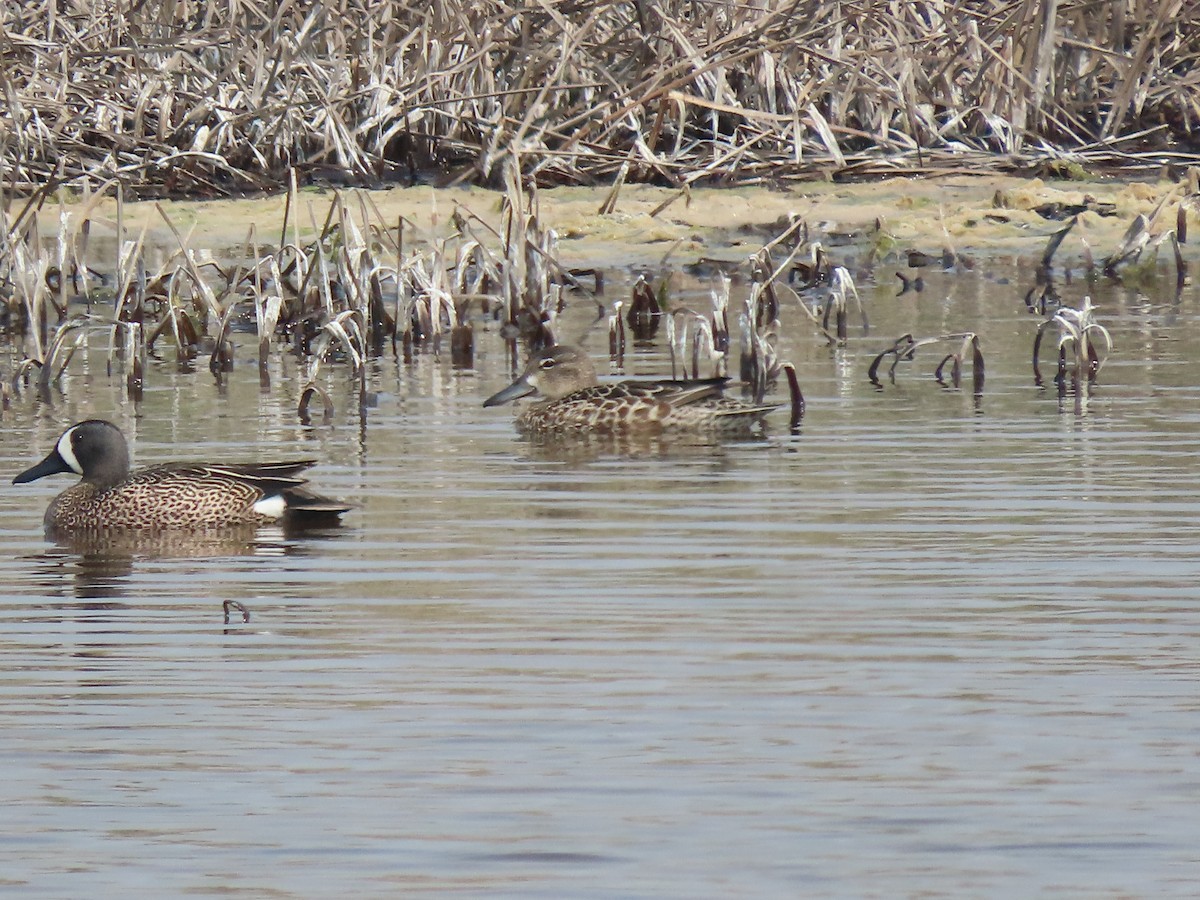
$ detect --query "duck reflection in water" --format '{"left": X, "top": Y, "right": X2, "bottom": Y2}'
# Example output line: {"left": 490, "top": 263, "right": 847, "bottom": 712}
{"left": 514, "top": 427, "right": 770, "bottom": 465}
{"left": 26, "top": 528, "right": 307, "bottom": 607}
{"left": 13, "top": 420, "right": 351, "bottom": 614}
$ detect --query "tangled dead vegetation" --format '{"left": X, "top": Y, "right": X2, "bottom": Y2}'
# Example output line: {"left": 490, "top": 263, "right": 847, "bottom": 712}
{"left": 1, "top": 1, "right": 1197, "bottom": 199}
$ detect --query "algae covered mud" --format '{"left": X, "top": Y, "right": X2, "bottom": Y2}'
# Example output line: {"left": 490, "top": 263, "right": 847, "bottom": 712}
{"left": 46, "top": 172, "right": 1198, "bottom": 269}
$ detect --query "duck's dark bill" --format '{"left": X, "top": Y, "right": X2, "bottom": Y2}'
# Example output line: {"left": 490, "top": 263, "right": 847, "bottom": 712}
{"left": 13, "top": 449, "right": 71, "bottom": 484}
{"left": 483, "top": 379, "right": 536, "bottom": 408}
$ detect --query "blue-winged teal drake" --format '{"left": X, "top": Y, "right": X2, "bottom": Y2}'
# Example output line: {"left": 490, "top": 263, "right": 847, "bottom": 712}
{"left": 483, "top": 344, "right": 776, "bottom": 434}
{"left": 13, "top": 419, "right": 350, "bottom": 532}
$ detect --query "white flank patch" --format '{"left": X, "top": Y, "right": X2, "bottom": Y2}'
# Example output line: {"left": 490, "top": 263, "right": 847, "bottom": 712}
{"left": 56, "top": 428, "right": 84, "bottom": 474}
{"left": 253, "top": 494, "right": 287, "bottom": 519}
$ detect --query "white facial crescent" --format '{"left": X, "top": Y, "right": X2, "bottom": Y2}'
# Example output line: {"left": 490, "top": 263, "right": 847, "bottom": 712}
{"left": 56, "top": 427, "right": 84, "bottom": 475}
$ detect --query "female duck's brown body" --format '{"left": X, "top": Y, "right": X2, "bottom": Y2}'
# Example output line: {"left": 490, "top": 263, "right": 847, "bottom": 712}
{"left": 13, "top": 420, "right": 349, "bottom": 532}
{"left": 484, "top": 344, "right": 775, "bottom": 434}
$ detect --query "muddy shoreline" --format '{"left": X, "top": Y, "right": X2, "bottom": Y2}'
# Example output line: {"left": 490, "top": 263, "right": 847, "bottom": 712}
{"left": 50, "top": 174, "right": 1188, "bottom": 273}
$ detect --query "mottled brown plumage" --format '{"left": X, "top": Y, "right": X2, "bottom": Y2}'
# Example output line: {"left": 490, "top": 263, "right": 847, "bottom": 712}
{"left": 13, "top": 420, "right": 350, "bottom": 533}
{"left": 483, "top": 344, "right": 775, "bottom": 434}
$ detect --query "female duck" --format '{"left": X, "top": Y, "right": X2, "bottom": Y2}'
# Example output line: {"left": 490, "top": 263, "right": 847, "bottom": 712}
{"left": 483, "top": 344, "right": 775, "bottom": 434}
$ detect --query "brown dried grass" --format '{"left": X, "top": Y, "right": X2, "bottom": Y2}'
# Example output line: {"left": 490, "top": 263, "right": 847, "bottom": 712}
{"left": 0, "top": 1, "right": 1196, "bottom": 198}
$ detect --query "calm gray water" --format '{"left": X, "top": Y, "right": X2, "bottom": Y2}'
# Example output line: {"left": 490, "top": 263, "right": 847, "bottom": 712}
{"left": 2, "top": 260, "right": 1199, "bottom": 897}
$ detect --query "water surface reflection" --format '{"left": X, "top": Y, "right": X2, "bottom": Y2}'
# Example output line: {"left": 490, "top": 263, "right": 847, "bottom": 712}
{"left": 0, "top": 264, "right": 1198, "bottom": 895}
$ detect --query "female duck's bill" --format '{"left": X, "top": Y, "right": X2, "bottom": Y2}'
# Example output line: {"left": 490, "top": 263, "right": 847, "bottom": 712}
{"left": 482, "top": 344, "right": 776, "bottom": 434}
{"left": 481, "top": 374, "right": 538, "bottom": 408}
{"left": 13, "top": 419, "right": 351, "bottom": 532}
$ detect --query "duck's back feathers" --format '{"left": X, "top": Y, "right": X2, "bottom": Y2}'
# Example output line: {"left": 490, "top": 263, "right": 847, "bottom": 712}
{"left": 518, "top": 381, "right": 776, "bottom": 433}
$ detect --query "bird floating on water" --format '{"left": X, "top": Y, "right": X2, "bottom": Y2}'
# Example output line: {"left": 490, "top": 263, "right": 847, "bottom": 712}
{"left": 483, "top": 344, "right": 776, "bottom": 434}
{"left": 13, "top": 419, "right": 350, "bottom": 532}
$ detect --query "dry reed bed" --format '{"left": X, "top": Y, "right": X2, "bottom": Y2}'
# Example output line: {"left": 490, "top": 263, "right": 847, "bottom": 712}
{"left": 0, "top": 1, "right": 1196, "bottom": 199}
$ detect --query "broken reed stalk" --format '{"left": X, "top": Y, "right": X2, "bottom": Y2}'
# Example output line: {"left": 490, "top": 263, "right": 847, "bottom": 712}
{"left": 819, "top": 267, "right": 867, "bottom": 342}
{"left": 870, "top": 332, "right": 984, "bottom": 393}
{"left": 38, "top": 315, "right": 90, "bottom": 392}
{"left": 933, "top": 334, "right": 986, "bottom": 395}
{"left": 738, "top": 284, "right": 782, "bottom": 403}
{"left": 626, "top": 275, "right": 662, "bottom": 343}
{"left": 782, "top": 363, "right": 805, "bottom": 429}
{"left": 298, "top": 384, "right": 336, "bottom": 426}
{"left": 608, "top": 299, "right": 626, "bottom": 363}
{"left": 1032, "top": 296, "right": 1111, "bottom": 387}
{"left": 255, "top": 257, "right": 286, "bottom": 386}
{"left": 1041, "top": 217, "right": 1077, "bottom": 269}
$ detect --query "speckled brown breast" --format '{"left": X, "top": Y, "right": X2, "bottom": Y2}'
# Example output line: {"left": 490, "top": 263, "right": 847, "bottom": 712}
{"left": 44, "top": 465, "right": 274, "bottom": 531}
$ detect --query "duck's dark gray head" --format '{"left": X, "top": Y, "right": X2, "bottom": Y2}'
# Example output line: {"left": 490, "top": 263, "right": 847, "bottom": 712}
{"left": 13, "top": 420, "right": 131, "bottom": 489}
{"left": 483, "top": 344, "right": 599, "bottom": 406}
